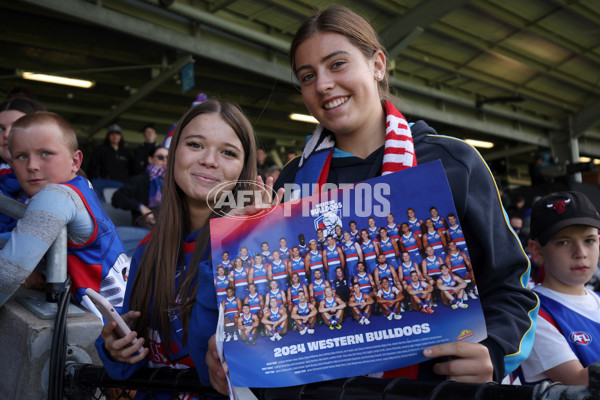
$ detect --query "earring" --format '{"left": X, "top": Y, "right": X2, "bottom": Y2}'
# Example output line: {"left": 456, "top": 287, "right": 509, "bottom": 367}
{"left": 376, "top": 74, "right": 383, "bottom": 80}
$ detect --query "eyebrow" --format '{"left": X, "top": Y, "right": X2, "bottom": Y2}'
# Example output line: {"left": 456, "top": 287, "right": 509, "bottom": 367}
{"left": 295, "top": 50, "right": 350, "bottom": 74}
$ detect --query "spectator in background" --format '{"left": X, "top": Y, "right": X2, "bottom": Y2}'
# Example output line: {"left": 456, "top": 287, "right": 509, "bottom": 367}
{"left": 111, "top": 146, "right": 168, "bottom": 227}
{"left": 132, "top": 124, "right": 158, "bottom": 175}
{"left": 0, "top": 94, "right": 46, "bottom": 235}
{"left": 87, "top": 124, "right": 132, "bottom": 201}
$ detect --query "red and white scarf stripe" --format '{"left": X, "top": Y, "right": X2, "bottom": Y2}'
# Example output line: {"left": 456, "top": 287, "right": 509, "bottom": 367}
{"left": 298, "top": 100, "right": 416, "bottom": 174}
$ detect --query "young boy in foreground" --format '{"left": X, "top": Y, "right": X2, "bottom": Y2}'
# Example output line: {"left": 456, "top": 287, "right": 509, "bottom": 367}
{"left": 0, "top": 112, "right": 127, "bottom": 317}
{"left": 520, "top": 191, "right": 600, "bottom": 385}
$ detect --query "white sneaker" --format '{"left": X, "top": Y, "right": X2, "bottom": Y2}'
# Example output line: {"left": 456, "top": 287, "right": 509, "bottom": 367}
{"left": 225, "top": 333, "right": 232, "bottom": 342}
{"left": 458, "top": 302, "right": 469, "bottom": 309}
{"left": 363, "top": 318, "right": 371, "bottom": 325}
{"left": 300, "top": 327, "right": 307, "bottom": 335}
{"left": 451, "top": 304, "right": 458, "bottom": 310}
{"left": 468, "top": 291, "right": 478, "bottom": 300}
{"left": 463, "top": 292, "right": 468, "bottom": 301}
{"left": 233, "top": 333, "right": 238, "bottom": 341}
{"left": 307, "top": 328, "right": 315, "bottom": 334}
{"left": 387, "top": 313, "right": 394, "bottom": 321}
{"left": 394, "top": 313, "right": 403, "bottom": 320}
{"left": 358, "top": 317, "right": 364, "bottom": 325}
{"left": 276, "top": 333, "right": 282, "bottom": 341}
{"left": 270, "top": 334, "right": 277, "bottom": 342}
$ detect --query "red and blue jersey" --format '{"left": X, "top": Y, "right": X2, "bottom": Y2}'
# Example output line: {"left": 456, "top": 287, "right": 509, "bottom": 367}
{"left": 448, "top": 252, "right": 468, "bottom": 278}
{"left": 424, "top": 229, "right": 446, "bottom": 259}
{"left": 245, "top": 293, "right": 262, "bottom": 315}
{"left": 307, "top": 250, "right": 324, "bottom": 280}
{"left": 386, "top": 223, "right": 400, "bottom": 242}
{"left": 215, "top": 275, "right": 229, "bottom": 303}
{"left": 407, "top": 218, "right": 424, "bottom": 237}
{"left": 379, "top": 238, "right": 399, "bottom": 268}
{"left": 355, "top": 273, "right": 373, "bottom": 295}
{"left": 270, "top": 260, "right": 288, "bottom": 291}
{"left": 401, "top": 232, "right": 423, "bottom": 264}
{"left": 64, "top": 176, "right": 127, "bottom": 312}
{"left": 325, "top": 245, "right": 342, "bottom": 281}
{"left": 423, "top": 256, "right": 444, "bottom": 278}
{"left": 289, "top": 257, "right": 308, "bottom": 286}
{"left": 311, "top": 279, "right": 327, "bottom": 302}
{"left": 360, "top": 239, "right": 378, "bottom": 274}
{"left": 251, "top": 264, "right": 268, "bottom": 295}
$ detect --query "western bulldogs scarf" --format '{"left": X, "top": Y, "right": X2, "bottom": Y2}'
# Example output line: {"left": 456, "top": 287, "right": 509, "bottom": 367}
{"left": 292, "top": 100, "right": 416, "bottom": 198}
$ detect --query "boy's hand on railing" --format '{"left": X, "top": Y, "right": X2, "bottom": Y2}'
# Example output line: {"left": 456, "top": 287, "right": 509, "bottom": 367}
{"left": 101, "top": 310, "right": 149, "bottom": 364}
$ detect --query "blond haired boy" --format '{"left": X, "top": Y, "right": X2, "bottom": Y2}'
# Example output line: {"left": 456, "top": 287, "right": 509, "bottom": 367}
{"left": 0, "top": 112, "right": 127, "bottom": 317}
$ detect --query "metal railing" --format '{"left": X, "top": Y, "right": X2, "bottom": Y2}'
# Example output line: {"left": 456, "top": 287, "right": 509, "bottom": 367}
{"left": 64, "top": 362, "right": 600, "bottom": 400}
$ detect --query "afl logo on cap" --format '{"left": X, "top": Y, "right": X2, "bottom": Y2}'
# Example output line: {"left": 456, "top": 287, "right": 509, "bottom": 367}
{"left": 570, "top": 331, "right": 592, "bottom": 345}
{"left": 547, "top": 198, "right": 571, "bottom": 214}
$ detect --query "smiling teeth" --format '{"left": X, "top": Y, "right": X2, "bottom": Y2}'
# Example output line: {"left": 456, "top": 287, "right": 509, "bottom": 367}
{"left": 324, "top": 97, "right": 348, "bottom": 110}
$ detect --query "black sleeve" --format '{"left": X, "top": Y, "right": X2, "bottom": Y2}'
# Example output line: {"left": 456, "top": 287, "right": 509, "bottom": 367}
{"left": 111, "top": 174, "right": 149, "bottom": 212}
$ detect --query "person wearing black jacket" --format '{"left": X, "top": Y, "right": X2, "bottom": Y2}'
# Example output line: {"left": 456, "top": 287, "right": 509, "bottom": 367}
{"left": 111, "top": 146, "right": 167, "bottom": 226}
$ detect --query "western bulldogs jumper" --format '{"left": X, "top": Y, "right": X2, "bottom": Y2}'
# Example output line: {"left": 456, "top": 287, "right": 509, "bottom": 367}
{"left": 431, "top": 216, "right": 447, "bottom": 234}
{"left": 307, "top": 250, "right": 324, "bottom": 281}
{"left": 342, "top": 241, "right": 360, "bottom": 280}
{"left": 400, "top": 261, "right": 418, "bottom": 283}
{"left": 217, "top": 258, "right": 232, "bottom": 274}
{"left": 279, "top": 247, "right": 291, "bottom": 262}
{"left": 376, "top": 264, "right": 395, "bottom": 287}
{"left": 261, "top": 251, "right": 273, "bottom": 265}
{"left": 379, "top": 237, "right": 400, "bottom": 268}
{"left": 367, "top": 227, "right": 380, "bottom": 243}
{"left": 311, "top": 279, "right": 327, "bottom": 303}
{"left": 447, "top": 224, "right": 469, "bottom": 255}
{"left": 290, "top": 256, "right": 308, "bottom": 286}
{"left": 246, "top": 292, "right": 262, "bottom": 315}
{"left": 268, "top": 288, "right": 284, "bottom": 308}
{"left": 251, "top": 263, "right": 268, "bottom": 295}
{"left": 424, "top": 229, "right": 446, "bottom": 259}
{"left": 356, "top": 272, "right": 373, "bottom": 295}
{"left": 325, "top": 245, "right": 343, "bottom": 281}
{"left": 360, "top": 239, "right": 378, "bottom": 274}
{"left": 401, "top": 232, "right": 423, "bottom": 264}
{"left": 289, "top": 283, "right": 304, "bottom": 306}
{"left": 224, "top": 296, "right": 239, "bottom": 320}
{"left": 408, "top": 219, "right": 424, "bottom": 237}
{"left": 231, "top": 267, "right": 249, "bottom": 300}
{"left": 447, "top": 251, "right": 468, "bottom": 278}
{"left": 61, "top": 176, "right": 128, "bottom": 312}
{"left": 423, "top": 255, "right": 444, "bottom": 280}
{"left": 386, "top": 223, "right": 400, "bottom": 242}
{"left": 270, "top": 259, "right": 288, "bottom": 291}
{"left": 215, "top": 275, "right": 229, "bottom": 304}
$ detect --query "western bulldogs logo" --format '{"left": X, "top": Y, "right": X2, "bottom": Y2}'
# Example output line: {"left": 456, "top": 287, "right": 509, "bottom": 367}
{"left": 314, "top": 210, "right": 343, "bottom": 237}
{"left": 547, "top": 198, "right": 571, "bottom": 214}
{"left": 569, "top": 331, "right": 592, "bottom": 345}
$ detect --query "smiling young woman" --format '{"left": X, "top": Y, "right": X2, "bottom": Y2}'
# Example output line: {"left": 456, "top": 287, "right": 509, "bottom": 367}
{"left": 96, "top": 100, "right": 264, "bottom": 398}
{"left": 272, "top": 5, "right": 537, "bottom": 386}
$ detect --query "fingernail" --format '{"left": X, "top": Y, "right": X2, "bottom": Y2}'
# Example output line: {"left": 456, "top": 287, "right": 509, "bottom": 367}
{"left": 424, "top": 348, "right": 432, "bottom": 356}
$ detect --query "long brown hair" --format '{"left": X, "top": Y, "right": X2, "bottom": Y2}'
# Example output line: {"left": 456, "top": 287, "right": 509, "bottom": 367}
{"left": 289, "top": 6, "right": 390, "bottom": 99}
{"left": 129, "top": 99, "right": 257, "bottom": 349}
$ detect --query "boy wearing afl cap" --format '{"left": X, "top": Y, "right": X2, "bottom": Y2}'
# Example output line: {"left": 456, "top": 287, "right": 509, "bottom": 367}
{"left": 520, "top": 191, "right": 600, "bottom": 385}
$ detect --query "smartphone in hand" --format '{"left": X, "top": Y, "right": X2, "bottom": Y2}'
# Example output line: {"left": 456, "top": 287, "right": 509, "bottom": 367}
{"left": 86, "top": 288, "right": 137, "bottom": 343}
